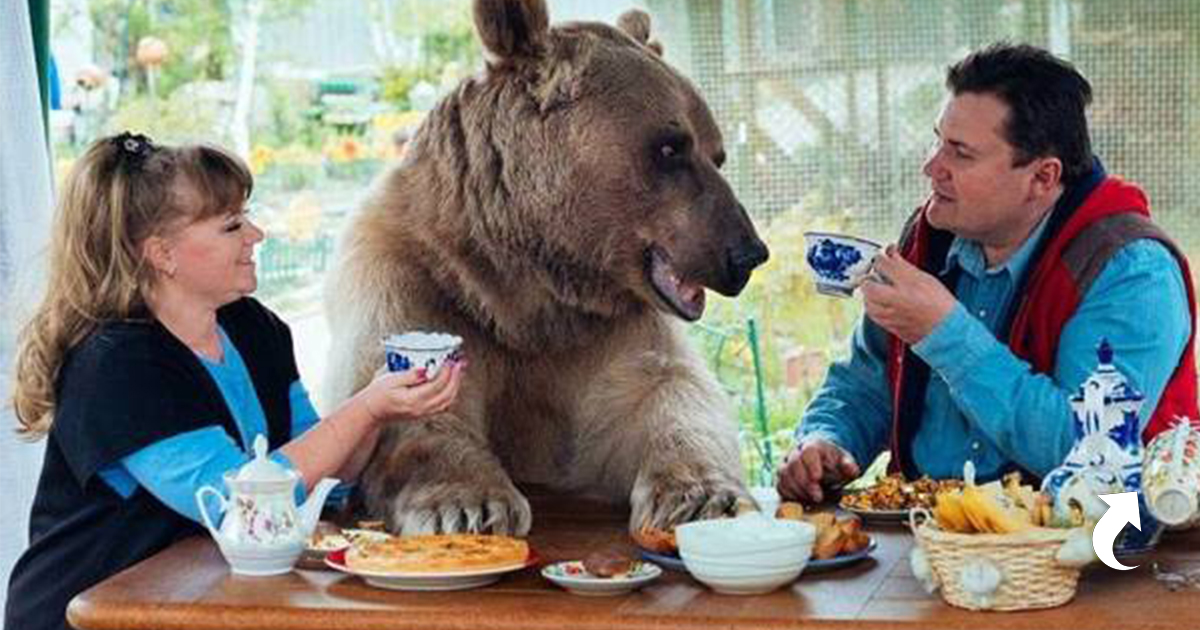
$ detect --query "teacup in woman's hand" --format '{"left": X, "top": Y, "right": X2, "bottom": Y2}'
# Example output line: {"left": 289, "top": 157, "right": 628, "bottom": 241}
{"left": 803, "top": 232, "right": 881, "bottom": 297}
{"left": 382, "top": 331, "right": 464, "bottom": 378}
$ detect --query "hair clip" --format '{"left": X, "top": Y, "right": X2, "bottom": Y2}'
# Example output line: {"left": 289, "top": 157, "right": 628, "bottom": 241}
{"left": 111, "top": 131, "right": 155, "bottom": 166}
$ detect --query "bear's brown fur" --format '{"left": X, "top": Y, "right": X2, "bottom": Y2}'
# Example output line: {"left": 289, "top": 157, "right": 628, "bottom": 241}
{"left": 324, "top": 0, "right": 769, "bottom": 536}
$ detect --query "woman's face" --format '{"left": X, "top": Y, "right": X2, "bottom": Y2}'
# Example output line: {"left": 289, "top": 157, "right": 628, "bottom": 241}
{"left": 162, "top": 202, "right": 265, "bottom": 308}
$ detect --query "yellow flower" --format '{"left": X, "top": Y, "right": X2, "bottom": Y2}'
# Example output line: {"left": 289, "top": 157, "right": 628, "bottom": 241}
{"left": 249, "top": 145, "right": 275, "bottom": 174}
{"left": 325, "top": 136, "right": 366, "bottom": 163}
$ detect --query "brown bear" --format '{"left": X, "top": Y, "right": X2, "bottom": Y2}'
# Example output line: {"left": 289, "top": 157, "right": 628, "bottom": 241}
{"left": 323, "top": 0, "right": 769, "bottom": 536}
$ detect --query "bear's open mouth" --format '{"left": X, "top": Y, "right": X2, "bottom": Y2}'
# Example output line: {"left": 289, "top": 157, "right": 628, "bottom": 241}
{"left": 647, "top": 246, "right": 706, "bottom": 321}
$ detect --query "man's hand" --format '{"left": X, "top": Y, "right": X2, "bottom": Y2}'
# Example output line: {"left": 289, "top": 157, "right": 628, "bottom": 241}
{"left": 776, "top": 438, "right": 860, "bottom": 504}
{"left": 860, "top": 246, "right": 957, "bottom": 345}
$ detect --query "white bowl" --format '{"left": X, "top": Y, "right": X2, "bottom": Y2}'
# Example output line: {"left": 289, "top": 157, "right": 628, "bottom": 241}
{"left": 682, "top": 561, "right": 807, "bottom": 595}
{"left": 680, "top": 546, "right": 812, "bottom": 571}
{"left": 676, "top": 515, "right": 814, "bottom": 595}
{"left": 676, "top": 514, "right": 816, "bottom": 556}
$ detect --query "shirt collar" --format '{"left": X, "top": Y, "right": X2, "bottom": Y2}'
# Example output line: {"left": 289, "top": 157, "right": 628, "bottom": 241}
{"left": 941, "top": 209, "right": 1054, "bottom": 280}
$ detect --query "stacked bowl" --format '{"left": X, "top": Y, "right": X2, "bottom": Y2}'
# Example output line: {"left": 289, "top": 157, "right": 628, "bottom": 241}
{"left": 676, "top": 514, "right": 816, "bottom": 595}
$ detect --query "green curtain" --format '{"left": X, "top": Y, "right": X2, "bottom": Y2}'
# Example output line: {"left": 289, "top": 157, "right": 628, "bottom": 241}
{"left": 29, "top": 0, "right": 49, "bottom": 132}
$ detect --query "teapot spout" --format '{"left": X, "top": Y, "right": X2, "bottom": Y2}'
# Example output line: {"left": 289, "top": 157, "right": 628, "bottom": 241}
{"left": 299, "top": 477, "right": 342, "bottom": 536}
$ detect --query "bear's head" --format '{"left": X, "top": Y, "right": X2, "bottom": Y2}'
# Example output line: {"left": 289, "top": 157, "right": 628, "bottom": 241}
{"left": 411, "top": 0, "right": 768, "bottom": 330}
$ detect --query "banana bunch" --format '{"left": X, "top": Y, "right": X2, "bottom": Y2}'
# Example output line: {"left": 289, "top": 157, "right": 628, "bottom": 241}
{"left": 932, "top": 466, "right": 1055, "bottom": 534}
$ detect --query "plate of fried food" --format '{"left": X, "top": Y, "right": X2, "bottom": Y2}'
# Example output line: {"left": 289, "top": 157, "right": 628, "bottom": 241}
{"left": 774, "top": 502, "right": 876, "bottom": 571}
{"left": 838, "top": 474, "right": 964, "bottom": 524}
{"left": 632, "top": 526, "right": 688, "bottom": 571}
{"left": 542, "top": 548, "right": 662, "bottom": 596}
{"left": 325, "top": 532, "right": 534, "bottom": 590}
{"left": 632, "top": 507, "right": 876, "bottom": 574}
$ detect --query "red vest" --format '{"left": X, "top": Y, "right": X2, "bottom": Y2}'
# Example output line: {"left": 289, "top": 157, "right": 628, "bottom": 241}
{"left": 887, "top": 177, "right": 1199, "bottom": 476}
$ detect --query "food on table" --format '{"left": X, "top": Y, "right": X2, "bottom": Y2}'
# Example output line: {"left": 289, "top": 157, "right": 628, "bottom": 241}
{"left": 632, "top": 525, "right": 678, "bottom": 554}
{"left": 776, "top": 501, "right": 805, "bottom": 520}
{"left": 775, "top": 504, "right": 871, "bottom": 560}
{"left": 932, "top": 471, "right": 1062, "bottom": 533}
{"left": 582, "top": 549, "right": 636, "bottom": 577}
{"left": 308, "top": 522, "right": 351, "bottom": 551}
{"left": 346, "top": 533, "right": 529, "bottom": 573}
{"left": 308, "top": 531, "right": 351, "bottom": 551}
{"left": 839, "top": 474, "right": 965, "bottom": 512}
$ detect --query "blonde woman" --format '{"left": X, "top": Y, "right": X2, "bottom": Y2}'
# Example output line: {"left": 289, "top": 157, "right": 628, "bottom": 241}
{"left": 5, "top": 133, "right": 466, "bottom": 630}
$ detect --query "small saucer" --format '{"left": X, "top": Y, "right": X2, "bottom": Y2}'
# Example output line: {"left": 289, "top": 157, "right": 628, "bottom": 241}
{"left": 541, "top": 560, "right": 662, "bottom": 596}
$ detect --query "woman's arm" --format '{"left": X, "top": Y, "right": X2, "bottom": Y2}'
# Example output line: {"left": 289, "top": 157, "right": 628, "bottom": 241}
{"left": 282, "top": 362, "right": 464, "bottom": 491}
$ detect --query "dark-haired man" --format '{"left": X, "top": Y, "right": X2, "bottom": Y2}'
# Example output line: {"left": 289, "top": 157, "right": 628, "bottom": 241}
{"left": 778, "top": 43, "right": 1197, "bottom": 502}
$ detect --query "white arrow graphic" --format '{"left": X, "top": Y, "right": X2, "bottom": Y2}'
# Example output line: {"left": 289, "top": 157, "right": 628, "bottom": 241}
{"left": 1093, "top": 492, "right": 1141, "bottom": 571}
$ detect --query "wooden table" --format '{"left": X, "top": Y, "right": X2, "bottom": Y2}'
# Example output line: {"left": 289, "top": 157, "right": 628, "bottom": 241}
{"left": 69, "top": 493, "right": 1200, "bottom": 630}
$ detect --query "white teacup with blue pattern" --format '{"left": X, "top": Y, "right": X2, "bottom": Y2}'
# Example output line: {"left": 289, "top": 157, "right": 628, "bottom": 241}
{"left": 803, "top": 232, "right": 881, "bottom": 297}
{"left": 382, "top": 331, "right": 463, "bottom": 377}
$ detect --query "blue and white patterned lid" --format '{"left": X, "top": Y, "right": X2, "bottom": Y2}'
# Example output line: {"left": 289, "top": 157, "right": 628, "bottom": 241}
{"left": 1070, "top": 338, "right": 1144, "bottom": 405}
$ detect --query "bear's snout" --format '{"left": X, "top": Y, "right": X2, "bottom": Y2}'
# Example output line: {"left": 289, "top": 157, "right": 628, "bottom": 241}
{"left": 723, "top": 237, "right": 770, "bottom": 295}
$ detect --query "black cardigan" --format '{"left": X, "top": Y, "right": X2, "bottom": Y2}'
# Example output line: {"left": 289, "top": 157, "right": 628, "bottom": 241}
{"left": 5, "top": 298, "right": 299, "bottom": 630}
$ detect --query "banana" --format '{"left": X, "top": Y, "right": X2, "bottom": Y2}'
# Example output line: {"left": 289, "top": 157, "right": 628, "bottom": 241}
{"left": 934, "top": 490, "right": 972, "bottom": 533}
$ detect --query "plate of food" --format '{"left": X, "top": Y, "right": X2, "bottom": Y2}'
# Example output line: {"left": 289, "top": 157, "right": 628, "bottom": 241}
{"left": 633, "top": 514, "right": 875, "bottom": 574}
{"left": 325, "top": 533, "right": 534, "bottom": 590}
{"left": 838, "top": 474, "right": 964, "bottom": 524}
{"left": 542, "top": 550, "right": 662, "bottom": 596}
{"left": 806, "top": 536, "right": 877, "bottom": 571}
{"left": 773, "top": 504, "right": 877, "bottom": 572}
{"left": 298, "top": 522, "right": 393, "bottom": 570}
{"left": 632, "top": 525, "right": 690, "bottom": 572}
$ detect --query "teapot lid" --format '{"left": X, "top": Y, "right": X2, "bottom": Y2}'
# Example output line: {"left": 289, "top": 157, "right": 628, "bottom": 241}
{"left": 1071, "top": 338, "right": 1143, "bottom": 403}
{"left": 233, "top": 434, "right": 294, "bottom": 483}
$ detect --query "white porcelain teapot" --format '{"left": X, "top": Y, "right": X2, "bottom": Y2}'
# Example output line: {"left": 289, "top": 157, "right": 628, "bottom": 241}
{"left": 195, "top": 434, "right": 340, "bottom": 575}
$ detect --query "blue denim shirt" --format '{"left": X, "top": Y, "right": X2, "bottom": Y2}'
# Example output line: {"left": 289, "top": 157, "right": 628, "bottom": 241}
{"left": 797, "top": 216, "right": 1192, "bottom": 481}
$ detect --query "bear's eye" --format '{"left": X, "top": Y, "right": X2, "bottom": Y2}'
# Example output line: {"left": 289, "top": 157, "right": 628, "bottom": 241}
{"left": 652, "top": 133, "right": 691, "bottom": 170}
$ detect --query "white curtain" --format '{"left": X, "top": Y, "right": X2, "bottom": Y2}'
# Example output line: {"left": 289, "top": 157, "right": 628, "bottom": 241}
{"left": 0, "top": 0, "right": 53, "bottom": 618}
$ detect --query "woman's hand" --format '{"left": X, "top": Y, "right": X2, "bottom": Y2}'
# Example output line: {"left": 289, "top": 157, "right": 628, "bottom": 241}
{"left": 360, "top": 360, "right": 466, "bottom": 423}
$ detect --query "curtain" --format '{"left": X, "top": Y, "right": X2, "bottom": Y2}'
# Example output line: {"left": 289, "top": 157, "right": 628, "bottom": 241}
{"left": 1, "top": 0, "right": 53, "bottom": 616}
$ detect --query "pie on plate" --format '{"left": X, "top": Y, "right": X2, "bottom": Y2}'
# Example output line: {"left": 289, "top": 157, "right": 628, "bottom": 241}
{"left": 346, "top": 534, "right": 530, "bottom": 574}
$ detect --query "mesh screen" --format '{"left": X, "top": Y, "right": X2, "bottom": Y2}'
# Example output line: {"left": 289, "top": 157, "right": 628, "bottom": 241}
{"left": 645, "top": 0, "right": 1200, "bottom": 246}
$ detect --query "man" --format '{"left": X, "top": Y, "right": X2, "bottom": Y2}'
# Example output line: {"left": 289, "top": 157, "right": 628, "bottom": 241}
{"left": 777, "top": 43, "right": 1198, "bottom": 503}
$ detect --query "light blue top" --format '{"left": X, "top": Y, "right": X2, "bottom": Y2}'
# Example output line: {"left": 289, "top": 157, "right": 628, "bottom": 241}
{"left": 96, "top": 326, "right": 349, "bottom": 523}
{"left": 797, "top": 215, "right": 1192, "bottom": 481}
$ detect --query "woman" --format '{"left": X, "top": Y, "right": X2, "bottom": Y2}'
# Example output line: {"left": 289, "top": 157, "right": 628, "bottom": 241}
{"left": 5, "top": 132, "right": 466, "bottom": 630}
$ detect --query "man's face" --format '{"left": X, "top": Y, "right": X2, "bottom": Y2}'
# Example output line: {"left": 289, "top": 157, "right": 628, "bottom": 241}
{"left": 922, "top": 92, "right": 1046, "bottom": 247}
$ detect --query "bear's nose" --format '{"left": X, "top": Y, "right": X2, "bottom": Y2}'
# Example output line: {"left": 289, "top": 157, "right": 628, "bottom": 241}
{"left": 729, "top": 239, "right": 770, "bottom": 276}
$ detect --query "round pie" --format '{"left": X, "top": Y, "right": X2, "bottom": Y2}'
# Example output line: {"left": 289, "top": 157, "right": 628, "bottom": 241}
{"left": 346, "top": 534, "right": 530, "bottom": 573}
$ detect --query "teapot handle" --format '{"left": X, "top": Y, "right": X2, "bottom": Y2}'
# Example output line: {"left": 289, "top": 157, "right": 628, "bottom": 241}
{"left": 195, "top": 486, "right": 228, "bottom": 537}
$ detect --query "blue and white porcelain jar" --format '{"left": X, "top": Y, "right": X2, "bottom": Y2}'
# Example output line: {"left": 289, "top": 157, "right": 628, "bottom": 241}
{"left": 1041, "top": 339, "right": 1162, "bottom": 555}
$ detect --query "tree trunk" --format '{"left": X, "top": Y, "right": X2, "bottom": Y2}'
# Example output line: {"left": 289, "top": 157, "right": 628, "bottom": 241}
{"left": 230, "top": 0, "right": 262, "bottom": 158}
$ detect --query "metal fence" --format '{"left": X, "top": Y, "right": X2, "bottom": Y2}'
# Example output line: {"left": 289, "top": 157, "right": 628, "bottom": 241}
{"left": 645, "top": 0, "right": 1200, "bottom": 246}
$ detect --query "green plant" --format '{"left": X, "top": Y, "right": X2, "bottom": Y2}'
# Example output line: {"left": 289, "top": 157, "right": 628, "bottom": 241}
{"left": 104, "top": 92, "right": 225, "bottom": 143}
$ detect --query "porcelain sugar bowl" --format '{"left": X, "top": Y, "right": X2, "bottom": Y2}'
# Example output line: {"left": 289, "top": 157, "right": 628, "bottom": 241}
{"left": 195, "top": 434, "right": 340, "bottom": 575}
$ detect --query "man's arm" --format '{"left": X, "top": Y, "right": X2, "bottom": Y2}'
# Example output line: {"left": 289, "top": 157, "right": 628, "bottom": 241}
{"left": 912, "top": 240, "right": 1191, "bottom": 476}
{"left": 796, "top": 313, "right": 894, "bottom": 471}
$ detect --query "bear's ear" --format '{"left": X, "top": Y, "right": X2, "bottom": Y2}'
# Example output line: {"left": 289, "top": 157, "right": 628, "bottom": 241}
{"left": 474, "top": 0, "right": 550, "bottom": 64}
{"left": 617, "top": 9, "right": 664, "bottom": 57}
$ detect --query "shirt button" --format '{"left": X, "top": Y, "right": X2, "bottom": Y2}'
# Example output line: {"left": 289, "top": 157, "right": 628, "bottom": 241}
{"left": 971, "top": 441, "right": 982, "bottom": 451}
{"left": 978, "top": 309, "right": 987, "bottom": 318}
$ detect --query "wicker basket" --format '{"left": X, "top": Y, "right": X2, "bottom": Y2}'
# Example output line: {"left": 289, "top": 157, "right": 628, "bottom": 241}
{"left": 909, "top": 509, "right": 1084, "bottom": 611}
